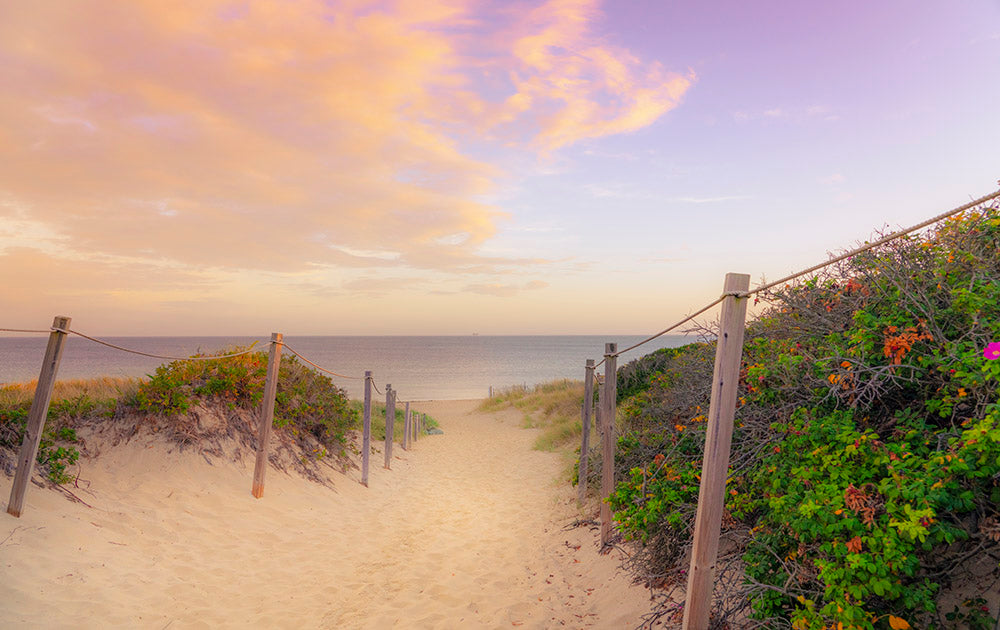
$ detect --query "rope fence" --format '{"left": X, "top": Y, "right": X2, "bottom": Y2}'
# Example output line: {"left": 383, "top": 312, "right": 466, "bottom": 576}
{"left": 279, "top": 342, "right": 364, "bottom": 380}
{"left": 594, "top": 296, "right": 726, "bottom": 369}
{"left": 64, "top": 328, "right": 262, "bottom": 361}
{"left": 593, "top": 187, "right": 1000, "bottom": 365}
{"left": 0, "top": 328, "right": 53, "bottom": 334}
{"left": 5, "top": 184, "right": 998, "bottom": 614}
{"left": 742, "top": 187, "right": 1000, "bottom": 298}
{"left": 4, "top": 320, "right": 432, "bottom": 518}
{"left": 572, "top": 185, "right": 1000, "bottom": 627}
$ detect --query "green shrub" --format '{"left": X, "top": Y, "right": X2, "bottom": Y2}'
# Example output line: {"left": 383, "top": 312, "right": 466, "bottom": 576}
{"left": 0, "top": 397, "right": 83, "bottom": 484}
{"left": 609, "top": 205, "right": 1000, "bottom": 628}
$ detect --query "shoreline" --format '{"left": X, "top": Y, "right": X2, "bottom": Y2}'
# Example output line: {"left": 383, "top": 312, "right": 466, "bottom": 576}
{"left": 0, "top": 334, "right": 690, "bottom": 400}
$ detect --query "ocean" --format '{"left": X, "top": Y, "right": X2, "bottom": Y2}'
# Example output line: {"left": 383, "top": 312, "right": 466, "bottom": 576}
{"left": 0, "top": 334, "right": 693, "bottom": 401}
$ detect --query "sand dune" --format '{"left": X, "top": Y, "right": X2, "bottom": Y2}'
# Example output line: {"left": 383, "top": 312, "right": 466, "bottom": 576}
{"left": 1, "top": 399, "right": 649, "bottom": 629}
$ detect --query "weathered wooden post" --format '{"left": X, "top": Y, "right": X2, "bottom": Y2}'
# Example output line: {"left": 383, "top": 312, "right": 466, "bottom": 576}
{"left": 594, "top": 374, "right": 602, "bottom": 437}
{"left": 252, "top": 332, "right": 283, "bottom": 499}
{"left": 7, "top": 316, "right": 71, "bottom": 518}
{"left": 682, "top": 273, "right": 750, "bottom": 630}
{"left": 599, "top": 344, "right": 618, "bottom": 549}
{"left": 402, "top": 401, "right": 411, "bottom": 451}
{"left": 411, "top": 405, "right": 417, "bottom": 442}
{"left": 384, "top": 385, "right": 393, "bottom": 469}
{"left": 361, "top": 370, "right": 372, "bottom": 487}
{"left": 577, "top": 359, "right": 595, "bottom": 506}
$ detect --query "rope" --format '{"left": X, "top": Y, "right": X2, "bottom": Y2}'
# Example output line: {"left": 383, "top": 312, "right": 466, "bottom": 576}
{"left": 371, "top": 381, "right": 384, "bottom": 396}
{"left": 0, "top": 327, "right": 52, "bottom": 334}
{"left": 594, "top": 296, "right": 726, "bottom": 367}
{"left": 744, "top": 188, "right": 1000, "bottom": 297}
{"left": 279, "top": 343, "right": 363, "bottom": 380}
{"left": 593, "top": 186, "right": 1000, "bottom": 367}
{"left": 11, "top": 325, "right": 403, "bottom": 399}
{"left": 63, "top": 328, "right": 260, "bottom": 361}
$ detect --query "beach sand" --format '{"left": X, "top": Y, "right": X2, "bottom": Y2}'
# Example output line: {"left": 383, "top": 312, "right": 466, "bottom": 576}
{"left": 1, "top": 399, "right": 650, "bottom": 629}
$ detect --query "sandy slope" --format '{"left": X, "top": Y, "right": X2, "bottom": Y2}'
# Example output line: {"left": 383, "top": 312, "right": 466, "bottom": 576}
{"left": 1, "top": 399, "right": 649, "bottom": 629}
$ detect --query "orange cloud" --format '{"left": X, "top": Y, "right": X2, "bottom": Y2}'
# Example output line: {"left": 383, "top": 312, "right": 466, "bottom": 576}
{"left": 481, "top": 0, "right": 694, "bottom": 150}
{"left": 463, "top": 279, "right": 549, "bottom": 297}
{"left": 0, "top": 0, "right": 690, "bottom": 284}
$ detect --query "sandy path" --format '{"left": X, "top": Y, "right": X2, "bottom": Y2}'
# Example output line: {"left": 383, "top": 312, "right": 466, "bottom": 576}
{"left": 1, "top": 400, "right": 649, "bottom": 629}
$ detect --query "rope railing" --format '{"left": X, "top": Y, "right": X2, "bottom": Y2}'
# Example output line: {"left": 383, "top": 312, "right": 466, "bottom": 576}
{"left": 4, "top": 325, "right": 383, "bottom": 385}
{"left": 742, "top": 187, "right": 1000, "bottom": 298}
{"left": 0, "top": 327, "right": 53, "bottom": 334}
{"left": 603, "top": 187, "right": 1000, "bottom": 362}
{"left": 279, "top": 342, "right": 364, "bottom": 380}
{"left": 580, "top": 185, "right": 1000, "bottom": 615}
{"left": 58, "top": 328, "right": 262, "bottom": 361}
{"left": 5, "top": 320, "right": 428, "bottom": 515}
{"left": 14, "top": 326, "right": 257, "bottom": 361}
{"left": 594, "top": 296, "right": 726, "bottom": 368}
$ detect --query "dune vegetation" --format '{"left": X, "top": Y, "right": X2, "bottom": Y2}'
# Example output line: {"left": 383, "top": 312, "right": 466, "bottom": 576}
{"left": 599, "top": 208, "right": 1000, "bottom": 628}
{"left": 478, "top": 379, "right": 584, "bottom": 453}
{"left": 1, "top": 350, "right": 436, "bottom": 485}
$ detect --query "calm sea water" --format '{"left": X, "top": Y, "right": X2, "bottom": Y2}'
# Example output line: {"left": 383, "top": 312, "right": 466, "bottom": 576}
{"left": 0, "top": 335, "right": 692, "bottom": 401}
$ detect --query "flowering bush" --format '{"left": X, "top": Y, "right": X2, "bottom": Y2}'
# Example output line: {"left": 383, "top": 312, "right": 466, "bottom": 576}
{"left": 607, "top": 204, "right": 1000, "bottom": 628}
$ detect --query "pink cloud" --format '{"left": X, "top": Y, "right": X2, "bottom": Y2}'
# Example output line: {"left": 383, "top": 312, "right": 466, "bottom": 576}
{"left": 0, "top": 0, "right": 690, "bottom": 279}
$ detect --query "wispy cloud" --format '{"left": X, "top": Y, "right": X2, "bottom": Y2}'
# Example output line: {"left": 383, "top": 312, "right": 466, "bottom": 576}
{"left": 582, "top": 183, "right": 748, "bottom": 204}
{"left": 734, "top": 104, "right": 838, "bottom": 124}
{"left": 341, "top": 276, "right": 415, "bottom": 296}
{"left": 463, "top": 279, "right": 549, "bottom": 297}
{"left": 669, "top": 195, "right": 750, "bottom": 204}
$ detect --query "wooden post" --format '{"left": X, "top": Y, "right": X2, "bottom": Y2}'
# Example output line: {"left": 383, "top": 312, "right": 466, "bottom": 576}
{"left": 402, "top": 401, "right": 411, "bottom": 451}
{"left": 682, "top": 273, "right": 750, "bottom": 630}
{"left": 252, "top": 333, "right": 283, "bottom": 499}
{"left": 577, "top": 359, "right": 595, "bottom": 506}
{"left": 7, "top": 316, "right": 71, "bottom": 518}
{"left": 594, "top": 374, "right": 602, "bottom": 439}
{"left": 361, "top": 371, "right": 372, "bottom": 487}
{"left": 411, "top": 405, "right": 417, "bottom": 443}
{"left": 384, "top": 385, "right": 393, "bottom": 469}
{"left": 599, "top": 344, "right": 618, "bottom": 549}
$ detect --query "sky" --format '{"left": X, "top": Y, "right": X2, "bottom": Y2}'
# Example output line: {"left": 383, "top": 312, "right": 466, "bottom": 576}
{"left": 1, "top": 0, "right": 998, "bottom": 336}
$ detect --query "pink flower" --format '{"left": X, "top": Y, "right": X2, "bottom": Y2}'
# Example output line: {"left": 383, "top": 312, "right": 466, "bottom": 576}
{"left": 984, "top": 342, "right": 1000, "bottom": 360}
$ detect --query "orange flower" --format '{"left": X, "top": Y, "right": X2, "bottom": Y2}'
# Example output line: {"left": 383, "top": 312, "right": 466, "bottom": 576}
{"left": 888, "top": 615, "right": 911, "bottom": 629}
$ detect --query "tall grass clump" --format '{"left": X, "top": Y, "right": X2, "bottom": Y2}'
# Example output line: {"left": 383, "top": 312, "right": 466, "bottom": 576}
{"left": 606, "top": 203, "right": 1000, "bottom": 629}
{"left": 480, "top": 380, "right": 584, "bottom": 452}
{"left": 1, "top": 348, "right": 361, "bottom": 481}
{"left": 133, "top": 348, "right": 358, "bottom": 456}
{"left": 0, "top": 377, "right": 139, "bottom": 482}
{"left": 348, "top": 400, "right": 438, "bottom": 442}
